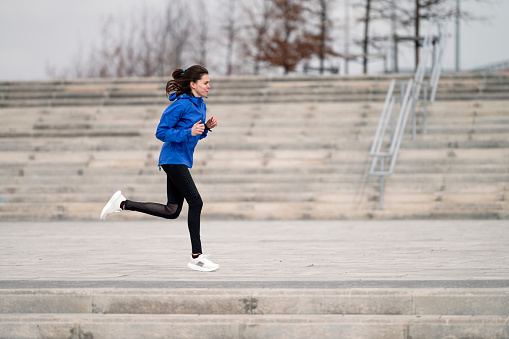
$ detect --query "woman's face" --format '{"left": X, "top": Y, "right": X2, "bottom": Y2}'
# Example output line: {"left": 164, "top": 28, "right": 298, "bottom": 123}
{"left": 191, "top": 74, "right": 210, "bottom": 97}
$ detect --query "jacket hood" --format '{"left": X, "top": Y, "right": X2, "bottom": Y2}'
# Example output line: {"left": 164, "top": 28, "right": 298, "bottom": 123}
{"left": 168, "top": 92, "right": 204, "bottom": 105}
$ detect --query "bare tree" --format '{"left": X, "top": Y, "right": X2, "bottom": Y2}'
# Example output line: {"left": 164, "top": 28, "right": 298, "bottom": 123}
{"left": 138, "top": 6, "right": 160, "bottom": 76}
{"left": 241, "top": 0, "right": 274, "bottom": 74}
{"left": 223, "top": 0, "right": 238, "bottom": 75}
{"left": 385, "top": 0, "right": 492, "bottom": 70}
{"left": 94, "top": 17, "right": 132, "bottom": 77}
{"left": 52, "top": 1, "right": 198, "bottom": 79}
{"left": 156, "top": 1, "right": 192, "bottom": 76}
{"left": 395, "top": 0, "right": 458, "bottom": 69}
{"left": 194, "top": 0, "right": 209, "bottom": 66}
{"left": 308, "top": 0, "right": 339, "bottom": 73}
{"left": 258, "top": 0, "right": 315, "bottom": 74}
{"left": 361, "top": 0, "right": 372, "bottom": 74}
{"left": 352, "top": 0, "right": 390, "bottom": 74}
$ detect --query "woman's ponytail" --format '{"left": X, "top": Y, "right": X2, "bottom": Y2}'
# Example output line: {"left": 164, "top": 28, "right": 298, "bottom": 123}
{"left": 166, "top": 65, "right": 208, "bottom": 97}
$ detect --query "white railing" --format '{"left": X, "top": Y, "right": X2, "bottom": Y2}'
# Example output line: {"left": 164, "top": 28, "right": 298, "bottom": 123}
{"left": 369, "top": 19, "right": 448, "bottom": 209}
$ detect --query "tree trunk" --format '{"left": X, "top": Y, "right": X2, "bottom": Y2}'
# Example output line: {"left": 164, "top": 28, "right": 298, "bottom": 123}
{"left": 362, "top": 0, "right": 371, "bottom": 74}
{"left": 226, "top": 0, "right": 236, "bottom": 75}
{"left": 319, "top": 0, "right": 326, "bottom": 74}
{"left": 415, "top": 0, "right": 420, "bottom": 70}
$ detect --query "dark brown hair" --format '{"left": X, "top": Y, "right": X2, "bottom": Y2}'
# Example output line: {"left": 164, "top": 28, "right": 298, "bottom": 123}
{"left": 166, "top": 65, "right": 209, "bottom": 97}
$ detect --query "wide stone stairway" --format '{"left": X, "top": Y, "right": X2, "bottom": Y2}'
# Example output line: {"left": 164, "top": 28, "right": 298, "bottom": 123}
{"left": 1, "top": 286, "right": 508, "bottom": 338}
{"left": 1, "top": 72, "right": 509, "bottom": 338}
{"left": 1, "top": 73, "right": 508, "bottom": 221}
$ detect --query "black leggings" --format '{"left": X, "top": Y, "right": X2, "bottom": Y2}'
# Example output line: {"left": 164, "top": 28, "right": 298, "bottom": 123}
{"left": 124, "top": 164, "right": 203, "bottom": 254}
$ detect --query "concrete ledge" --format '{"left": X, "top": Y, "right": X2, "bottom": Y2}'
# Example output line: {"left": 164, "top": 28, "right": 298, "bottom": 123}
{"left": 1, "top": 288, "right": 508, "bottom": 316}
{"left": 0, "top": 314, "right": 507, "bottom": 339}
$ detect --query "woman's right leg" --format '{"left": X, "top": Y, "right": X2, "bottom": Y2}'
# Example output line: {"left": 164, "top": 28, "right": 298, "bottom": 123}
{"left": 123, "top": 169, "right": 184, "bottom": 219}
{"left": 161, "top": 164, "right": 203, "bottom": 255}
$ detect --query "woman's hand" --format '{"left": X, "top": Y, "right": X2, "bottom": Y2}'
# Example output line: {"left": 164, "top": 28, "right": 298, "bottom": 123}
{"left": 191, "top": 120, "right": 205, "bottom": 136}
{"left": 206, "top": 116, "right": 218, "bottom": 130}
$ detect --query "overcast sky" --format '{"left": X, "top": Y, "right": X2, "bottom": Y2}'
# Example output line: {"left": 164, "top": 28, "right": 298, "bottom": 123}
{"left": 0, "top": 0, "right": 508, "bottom": 81}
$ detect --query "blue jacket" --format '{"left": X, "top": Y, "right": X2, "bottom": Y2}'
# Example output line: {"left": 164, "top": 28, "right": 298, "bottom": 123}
{"left": 156, "top": 93, "right": 208, "bottom": 168}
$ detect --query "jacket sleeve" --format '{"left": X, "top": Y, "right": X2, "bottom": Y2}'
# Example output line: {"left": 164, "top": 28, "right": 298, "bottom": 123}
{"left": 155, "top": 103, "right": 192, "bottom": 143}
{"left": 198, "top": 105, "right": 208, "bottom": 140}
{"left": 199, "top": 129, "right": 208, "bottom": 140}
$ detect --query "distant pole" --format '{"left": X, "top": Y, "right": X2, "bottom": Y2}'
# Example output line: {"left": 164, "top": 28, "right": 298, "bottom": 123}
{"left": 344, "top": 0, "right": 350, "bottom": 74}
{"left": 455, "top": 0, "right": 460, "bottom": 72}
{"left": 414, "top": 0, "right": 420, "bottom": 70}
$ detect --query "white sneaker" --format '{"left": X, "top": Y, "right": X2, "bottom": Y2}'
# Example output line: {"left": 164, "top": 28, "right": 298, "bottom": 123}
{"left": 100, "top": 190, "right": 126, "bottom": 220}
{"left": 187, "top": 254, "right": 220, "bottom": 272}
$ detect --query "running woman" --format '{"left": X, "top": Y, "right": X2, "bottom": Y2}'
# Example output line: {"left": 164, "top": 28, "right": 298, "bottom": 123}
{"left": 100, "top": 65, "right": 219, "bottom": 272}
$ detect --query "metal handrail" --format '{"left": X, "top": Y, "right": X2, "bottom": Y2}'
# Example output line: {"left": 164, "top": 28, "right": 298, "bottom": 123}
{"left": 368, "top": 19, "right": 448, "bottom": 209}
{"left": 370, "top": 79, "right": 396, "bottom": 156}
{"left": 430, "top": 22, "right": 448, "bottom": 103}
{"left": 369, "top": 78, "right": 413, "bottom": 177}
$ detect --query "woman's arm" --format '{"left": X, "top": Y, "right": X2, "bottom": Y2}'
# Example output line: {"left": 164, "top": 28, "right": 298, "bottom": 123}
{"left": 155, "top": 103, "right": 192, "bottom": 143}
{"left": 206, "top": 116, "right": 218, "bottom": 130}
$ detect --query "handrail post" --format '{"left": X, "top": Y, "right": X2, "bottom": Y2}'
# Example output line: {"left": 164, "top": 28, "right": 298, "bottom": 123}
{"left": 412, "top": 88, "right": 417, "bottom": 141}
{"left": 412, "top": 84, "right": 417, "bottom": 141}
{"left": 423, "top": 85, "right": 428, "bottom": 135}
{"left": 368, "top": 19, "right": 448, "bottom": 210}
{"left": 379, "top": 161, "right": 385, "bottom": 210}
{"left": 400, "top": 82, "right": 405, "bottom": 105}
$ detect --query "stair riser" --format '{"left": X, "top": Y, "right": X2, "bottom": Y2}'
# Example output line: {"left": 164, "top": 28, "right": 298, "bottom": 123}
{"left": 0, "top": 315, "right": 507, "bottom": 339}
{"left": 1, "top": 290, "right": 508, "bottom": 316}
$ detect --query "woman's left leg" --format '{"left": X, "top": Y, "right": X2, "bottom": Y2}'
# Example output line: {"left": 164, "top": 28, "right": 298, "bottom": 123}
{"left": 123, "top": 168, "right": 184, "bottom": 219}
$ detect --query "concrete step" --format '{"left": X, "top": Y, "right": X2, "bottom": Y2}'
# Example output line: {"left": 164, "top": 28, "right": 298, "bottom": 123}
{"left": 0, "top": 288, "right": 507, "bottom": 339}
{"left": 1, "top": 73, "right": 509, "bottom": 108}
{"left": 0, "top": 158, "right": 507, "bottom": 176}
{"left": 1, "top": 288, "right": 507, "bottom": 315}
{"left": 1, "top": 190, "right": 505, "bottom": 212}
{"left": 0, "top": 191, "right": 372, "bottom": 205}
{"left": 2, "top": 198, "right": 508, "bottom": 222}
{"left": 1, "top": 314, "right": 507, "bottom": 339}
{"left": 1, "top": 169, "right": 506, "bottom": 188}
{"left": 2, "top": 145, "right": 506, "bottom": 163}
{"left": 0, "top": 168, "right": 370, "bottom": 181}
{"left": 1, "top": 185, "right": 505, "bottom": 206}
{"left": 3, "top": 87, "right": 508, "bottom": 107}
{"left": 1, "top": 182, "right": 504, "bottom": 206}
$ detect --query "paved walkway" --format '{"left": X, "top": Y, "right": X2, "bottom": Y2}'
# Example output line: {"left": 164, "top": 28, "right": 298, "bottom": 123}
{"left": 0, "top": 220, "right": 508, "bottom": 289}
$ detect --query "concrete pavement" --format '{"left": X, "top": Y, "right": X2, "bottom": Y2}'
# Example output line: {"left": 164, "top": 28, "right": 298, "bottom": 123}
{"left": 1, "top": 220, "right": 508, "bottom": 338}
{"left": 0, "top": 219, "right": 508, "bottom": 288}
